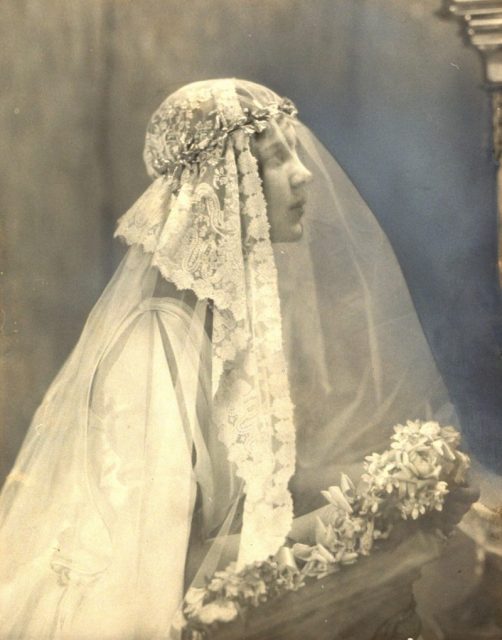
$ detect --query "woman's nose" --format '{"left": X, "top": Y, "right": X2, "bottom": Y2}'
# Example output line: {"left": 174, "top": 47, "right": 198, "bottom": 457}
{"left": 290, "top": 160, "right": 313, "bottom": 188}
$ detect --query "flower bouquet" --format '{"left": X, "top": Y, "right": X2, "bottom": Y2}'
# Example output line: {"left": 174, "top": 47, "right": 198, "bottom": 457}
{"left": 179, "top": 421, "right": 471, "bottom": 640}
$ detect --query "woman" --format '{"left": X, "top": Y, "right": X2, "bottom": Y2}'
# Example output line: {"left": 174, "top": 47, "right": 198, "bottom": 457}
{"left": 0, "top": 78, "right": 475, "bottom": 639}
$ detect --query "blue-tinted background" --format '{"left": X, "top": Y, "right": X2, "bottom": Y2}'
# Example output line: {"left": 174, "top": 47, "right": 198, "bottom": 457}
{"left": 1, "top": 0, "right": 501, "bottom": 480}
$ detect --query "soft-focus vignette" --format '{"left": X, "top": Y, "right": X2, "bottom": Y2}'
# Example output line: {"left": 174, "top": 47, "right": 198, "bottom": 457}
{"left": 1, "top": 1, "right": 502, "bottom": 639}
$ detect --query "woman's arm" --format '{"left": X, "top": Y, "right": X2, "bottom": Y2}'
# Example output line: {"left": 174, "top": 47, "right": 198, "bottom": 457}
{"left": 186, "top": 460, "right": 388, "bottom": 582}
{"left": 185, "top": 503, "right": 334, "bottom": 587}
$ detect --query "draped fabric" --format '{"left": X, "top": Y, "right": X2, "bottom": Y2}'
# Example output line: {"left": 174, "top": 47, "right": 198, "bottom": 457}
{"left": 116, "top": 81, "right": 299, "bottom": 566}
{"left": 0, "top": 287, "right": 213, "bottom": 638}
{"left": 0, "top": 79, "right": 459, "bottom": 639}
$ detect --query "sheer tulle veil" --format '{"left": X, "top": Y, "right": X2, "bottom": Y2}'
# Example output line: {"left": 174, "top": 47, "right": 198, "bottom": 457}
{"left": 0, "top": 78, "right": 456, "bottom": 638}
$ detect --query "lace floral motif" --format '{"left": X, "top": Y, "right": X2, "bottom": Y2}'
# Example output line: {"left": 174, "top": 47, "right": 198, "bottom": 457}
{"left": 114, "top": 175, "right": 175, "bottom": 254}
{"left": 115, "top": 79, "right": 297, "bottom": 566}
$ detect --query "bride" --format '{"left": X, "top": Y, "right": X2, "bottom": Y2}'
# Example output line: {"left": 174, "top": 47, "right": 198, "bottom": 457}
{"left": 0, "top": 78, "right": 476, "bottom": 639}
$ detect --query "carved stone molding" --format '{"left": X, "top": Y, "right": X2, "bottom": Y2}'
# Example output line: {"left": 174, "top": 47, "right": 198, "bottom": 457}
{"left": 442, "top": 0, "right": 502, "bottom": 283}
{"left": 442, "top": 0, "right": 502, "bottom": 83}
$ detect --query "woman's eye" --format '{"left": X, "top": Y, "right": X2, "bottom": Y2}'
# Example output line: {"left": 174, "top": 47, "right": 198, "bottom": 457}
{"left": 266, "top": 151, "right": 288, "bottom": 167}
{"left": 285, "top": 135, "right": 297, "bottom": 151}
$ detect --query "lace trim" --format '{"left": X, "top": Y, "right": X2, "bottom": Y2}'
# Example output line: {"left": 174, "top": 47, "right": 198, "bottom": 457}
{"left": 115, "top": 79, "right": 296, "bottom": 565}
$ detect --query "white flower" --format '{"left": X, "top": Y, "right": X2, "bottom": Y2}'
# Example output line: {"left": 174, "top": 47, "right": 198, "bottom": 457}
{"left": 293, "top": 543, "right": 338, "bottom": 579}
{"left": 320, "top": 486, "right": 353, "bottom": 514}
{"left": 407, "top": 452, "right": 435, "bottom": 478}
{"left": 340, "top": 473, "right": 356, "bottom": 500}
{"left": 314, "top": 518, "right": 337, "bottom": 550}
{"left": 420, "top": 421, "right": 442, "bottom": 438}
{"left": 197, "top": 599, "right": 239, "bottom": 625}
{"left": 183, "top": 587, "right": 206, "bottom": 617}
{"left": 338, "top": 551, "right": 359, "bottom": 565}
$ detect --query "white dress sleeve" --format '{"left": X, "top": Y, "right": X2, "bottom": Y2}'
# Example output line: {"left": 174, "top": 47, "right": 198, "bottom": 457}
{"left": 77, "top": 300, "right": 200, "bottom": 639}
{"left": 1, "top": 300, "right": 200, "bottom": 640}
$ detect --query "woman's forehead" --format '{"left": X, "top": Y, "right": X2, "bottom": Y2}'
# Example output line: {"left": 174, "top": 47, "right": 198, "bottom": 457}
{"left": 254, "top": 118, "right": 298, "bottom": 150}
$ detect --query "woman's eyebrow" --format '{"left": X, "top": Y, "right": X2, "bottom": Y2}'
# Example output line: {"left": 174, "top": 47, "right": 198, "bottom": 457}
{"left": 283, "top": 126, "right": 297, "bottom": 147}
{"left": 285, "top": 134, "right": 296, "bottom": 149}
{"left": 260, "top": 140, "right": 289, "bottom": 156}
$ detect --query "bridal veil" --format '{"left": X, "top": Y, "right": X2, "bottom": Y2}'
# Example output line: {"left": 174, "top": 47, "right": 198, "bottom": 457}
{"left": 0, "top": 78, "right": 455, "bottom": 638}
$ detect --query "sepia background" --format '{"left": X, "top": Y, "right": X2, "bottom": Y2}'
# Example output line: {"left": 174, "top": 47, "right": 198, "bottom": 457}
{"left": 1, "top": 0, "right": 501, "bottom": 486}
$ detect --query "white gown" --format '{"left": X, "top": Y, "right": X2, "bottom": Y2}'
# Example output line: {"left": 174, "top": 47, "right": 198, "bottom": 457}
{"left": 0, "top": 299, "right": 216, "bottom": 639}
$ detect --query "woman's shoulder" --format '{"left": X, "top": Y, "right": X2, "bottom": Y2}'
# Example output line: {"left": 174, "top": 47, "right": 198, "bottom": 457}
{"left": 137, "top": 295, "right": 195, "bottom": 319}
{"left": 92, "top": 299, "right": 194, "bottom": 392}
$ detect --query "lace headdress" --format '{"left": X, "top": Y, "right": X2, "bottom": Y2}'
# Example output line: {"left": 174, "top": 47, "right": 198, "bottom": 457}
{"left": 116, "top": 78, "right": 300, "bottom": 566}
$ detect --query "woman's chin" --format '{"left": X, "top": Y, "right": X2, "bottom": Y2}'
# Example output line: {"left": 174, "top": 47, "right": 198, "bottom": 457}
{"left": 290, "top": 222, "right": 304, "bottom": 242}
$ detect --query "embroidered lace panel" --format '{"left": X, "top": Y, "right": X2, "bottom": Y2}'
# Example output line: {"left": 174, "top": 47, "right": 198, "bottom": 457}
{"left": 115, "top": 79, "right": 297, "bottom": 565}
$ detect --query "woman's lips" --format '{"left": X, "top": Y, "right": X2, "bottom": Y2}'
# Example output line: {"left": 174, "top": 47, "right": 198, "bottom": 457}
{"left": 290, "top": 199, "right": 306, "bottom": 218}
{"left": 290, "top": 198, "right": 306, "bottom": 210}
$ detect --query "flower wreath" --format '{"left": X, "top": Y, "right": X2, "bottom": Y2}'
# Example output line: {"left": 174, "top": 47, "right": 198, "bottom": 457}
{"left": 178, "top": 420, "right": 471, "bottom": 639}
{"left": 148, "top": 97, "right": 298, "bottom": 177}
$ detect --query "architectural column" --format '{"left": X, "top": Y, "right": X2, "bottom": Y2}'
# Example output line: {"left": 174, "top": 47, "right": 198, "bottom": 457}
{"left": 442, "top": 0, "right": 502, "bottom": 286}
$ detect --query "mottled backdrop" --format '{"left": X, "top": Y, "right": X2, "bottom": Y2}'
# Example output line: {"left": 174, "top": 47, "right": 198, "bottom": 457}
{"left": 1, "top": 0, "right": 501, "bottom": 482}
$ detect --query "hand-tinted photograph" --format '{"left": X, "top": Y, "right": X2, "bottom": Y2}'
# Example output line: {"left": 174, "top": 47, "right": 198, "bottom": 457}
{"left": 1, "top": 2, "right": 501, "bottom": 639}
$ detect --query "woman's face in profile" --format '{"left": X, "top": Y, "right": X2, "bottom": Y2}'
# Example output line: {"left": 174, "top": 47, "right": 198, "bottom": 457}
{"left": 251, "top": 118, "right": 313, "bottom": 243}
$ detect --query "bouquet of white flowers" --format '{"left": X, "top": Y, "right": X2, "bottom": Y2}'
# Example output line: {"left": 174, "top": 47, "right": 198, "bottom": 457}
{"left": 180, "top": 421, "right": 470, "bottom": 640}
